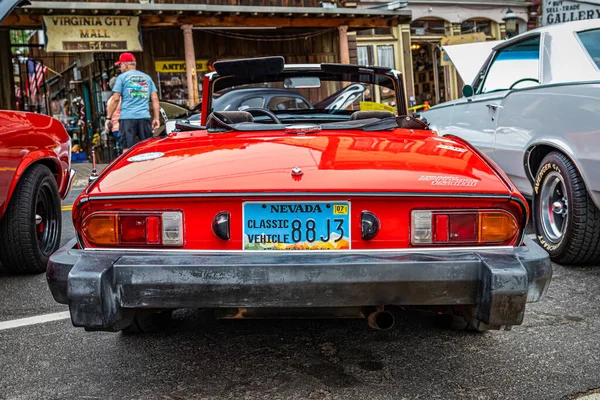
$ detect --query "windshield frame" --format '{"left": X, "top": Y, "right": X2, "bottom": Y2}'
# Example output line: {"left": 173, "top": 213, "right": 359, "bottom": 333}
{"left": 201, "top": 63, "right": 406, "bottom": 126}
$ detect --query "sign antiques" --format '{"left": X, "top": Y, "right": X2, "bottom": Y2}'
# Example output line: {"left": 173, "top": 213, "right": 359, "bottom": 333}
{"left": 154, "top": 61, "right": 210, "bottom": 73}
{"left": 42, "top": 16, "right": 142, "bottom": 52}
{"left": 543, "top": 0, "right": 600, "bottom": 26}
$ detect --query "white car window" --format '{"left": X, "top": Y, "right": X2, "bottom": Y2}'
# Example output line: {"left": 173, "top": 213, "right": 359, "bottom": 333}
{"left": 480, "top": 36, "right": 540, "bottom": 94}
{"left": 577, "top": 29, "right": 600, "bottom": 69}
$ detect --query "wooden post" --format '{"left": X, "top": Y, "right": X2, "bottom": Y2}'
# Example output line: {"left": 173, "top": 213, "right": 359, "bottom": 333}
{"left": 181, "top": 24, "right": 199, "bottom": 107}
{"left": 338, "top": 25, "right": 350, "bottom": 65}
{"left": 0, "top": 29, "right": 16, "bottom": 111}
{"left": 399, "top": 24, "right": 414, "bottom": 105}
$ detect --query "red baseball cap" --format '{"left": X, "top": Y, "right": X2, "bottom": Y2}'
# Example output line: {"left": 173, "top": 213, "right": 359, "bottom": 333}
{"left": 115, "top": 52, "right": 136, "bottom": 66}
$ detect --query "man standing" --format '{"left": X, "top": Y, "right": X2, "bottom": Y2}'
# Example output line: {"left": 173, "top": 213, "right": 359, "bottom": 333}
{"left": 107, "top": 52, "right": 160, "bottom": 152}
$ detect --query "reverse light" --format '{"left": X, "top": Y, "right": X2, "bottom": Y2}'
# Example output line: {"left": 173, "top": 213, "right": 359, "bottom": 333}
{"left": 411, "top": 210, "right": 519, "bottom": 246}
{"left": 82, "top": 211, "right": 183, "bottom": 247}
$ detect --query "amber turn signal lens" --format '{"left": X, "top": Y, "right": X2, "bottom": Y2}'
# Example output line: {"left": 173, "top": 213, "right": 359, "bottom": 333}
{"left": 82, "top": 214, "right": 118, "bottom": 246}
{"left": 479, "top": 212, "right": 519, "bottom": 244}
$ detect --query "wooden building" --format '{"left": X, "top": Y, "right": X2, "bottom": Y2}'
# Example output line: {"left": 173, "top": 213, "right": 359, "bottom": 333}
{"left": 1, "top": 0, "right": 412, "bottom": 123}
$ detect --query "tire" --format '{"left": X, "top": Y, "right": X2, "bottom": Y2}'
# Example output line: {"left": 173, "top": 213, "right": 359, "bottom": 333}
{"left": 121, "top": 310, "right": 173, "bottom": 334}
{"left": 0, "top": 164, "right": 61, "bottom": 274}
{"left": 533, "top": 152, "right": 600, "bottom": 265}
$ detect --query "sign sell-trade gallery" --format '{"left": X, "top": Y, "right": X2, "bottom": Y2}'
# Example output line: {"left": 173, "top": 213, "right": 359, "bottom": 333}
{"left": 543, "top": 0, "right": 600, "bottom": 25}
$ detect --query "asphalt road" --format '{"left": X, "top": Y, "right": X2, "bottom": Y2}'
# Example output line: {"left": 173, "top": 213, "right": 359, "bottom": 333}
{"left": 1, "top": 185, "right": 600, "bottom": 400}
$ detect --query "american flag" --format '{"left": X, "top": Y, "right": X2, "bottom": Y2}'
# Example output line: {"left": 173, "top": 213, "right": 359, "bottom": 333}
{"left": 26, "top": 59, "right": 47, "bottom": 100}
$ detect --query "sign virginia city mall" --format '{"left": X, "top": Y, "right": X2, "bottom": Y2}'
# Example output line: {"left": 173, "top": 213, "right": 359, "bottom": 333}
{"left": 543, "top": 0, "right": 600, "bottom": 25}
{"left": 42, "top": 16, "right": 142, "bottom": 52}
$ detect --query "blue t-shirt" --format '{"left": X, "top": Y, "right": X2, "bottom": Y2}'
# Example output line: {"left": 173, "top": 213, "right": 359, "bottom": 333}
{"left": 113, "top": 70, "right": 158, "bottom": 120}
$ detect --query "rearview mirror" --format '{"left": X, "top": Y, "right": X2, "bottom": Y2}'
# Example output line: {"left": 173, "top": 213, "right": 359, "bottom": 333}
{"left": 462, "top": 84, "right": 474, "bottom": 99}
{"left": 284, "top": 77, "right": 321, "bottom": 89}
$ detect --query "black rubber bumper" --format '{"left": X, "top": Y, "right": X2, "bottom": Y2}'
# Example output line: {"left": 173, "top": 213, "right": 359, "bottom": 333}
{"left": 47, "top": 236, "right": 551, "bottom": 331}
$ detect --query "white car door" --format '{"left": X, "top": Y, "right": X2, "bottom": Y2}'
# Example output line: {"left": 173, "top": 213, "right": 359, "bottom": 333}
{"left": 445, "top": 91, "right": 505, "bottom": 157}
{"left": 492, "top": 34, "right": 543, "bottom": 192}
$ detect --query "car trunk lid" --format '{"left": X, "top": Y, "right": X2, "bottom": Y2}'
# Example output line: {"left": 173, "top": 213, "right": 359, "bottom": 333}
{"left": 88, "top": 129, "right": 511, "bottom": 196}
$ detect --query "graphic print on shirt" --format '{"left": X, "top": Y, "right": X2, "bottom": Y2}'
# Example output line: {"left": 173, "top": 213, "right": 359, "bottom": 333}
{"left": 124, "top": 75, "right": 151, "bottom": 99}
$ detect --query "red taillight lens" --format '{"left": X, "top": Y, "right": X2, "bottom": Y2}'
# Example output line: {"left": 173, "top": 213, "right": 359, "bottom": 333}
{"left": 146, "top": 216, "right": 161, "bottom": 244}
{"left": 412, "top": 209, "right": 519, "bottom": 246}
{"left": 447, "top": 214, "right": 478, "bottom": 243}
{"left": 81, "top": 212, "right": 182, "bottom": 248}
{"left": 119, "top": 215, "right": 148, "bottom": 243}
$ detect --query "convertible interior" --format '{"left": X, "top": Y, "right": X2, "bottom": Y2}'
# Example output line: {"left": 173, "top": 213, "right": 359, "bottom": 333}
{"left": 175, "top": 110, "right": 430, "bottom": 133}
{"left": 173, "top": 57, "right": 430, "bottom": 133}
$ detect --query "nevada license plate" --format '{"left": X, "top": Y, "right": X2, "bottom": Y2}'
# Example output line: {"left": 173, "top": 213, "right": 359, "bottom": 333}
{"left": 243, "top": 201, "right": 351, "bottom": 250}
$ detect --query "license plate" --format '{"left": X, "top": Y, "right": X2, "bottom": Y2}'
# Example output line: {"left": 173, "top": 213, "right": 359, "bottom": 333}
{"left": 243, "top": 201, "right": 351, "bottom": 250}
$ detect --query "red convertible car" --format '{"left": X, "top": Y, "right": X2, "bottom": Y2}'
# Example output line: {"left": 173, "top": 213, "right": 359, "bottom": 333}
{"left": 47, "top": 57, "right": 551, "bottom": 333}
{"left": 0, "top": 111, "right": 74, "bottom": 273}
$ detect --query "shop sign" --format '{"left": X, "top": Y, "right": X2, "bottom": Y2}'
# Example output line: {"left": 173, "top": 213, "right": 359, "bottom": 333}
{"left": 42, "top": 16, "right": 142, "bottom": 52}
{"left": 543, "top": 0, "right": 600, "bottom": 26}
{"left": 155, "top": 61, "right": 210, "bottom": 73}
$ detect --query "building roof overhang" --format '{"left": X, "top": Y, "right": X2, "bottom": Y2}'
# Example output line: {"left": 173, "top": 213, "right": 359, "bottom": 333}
{"left": 2, "top": 1, "right": 412, "bottom": 29}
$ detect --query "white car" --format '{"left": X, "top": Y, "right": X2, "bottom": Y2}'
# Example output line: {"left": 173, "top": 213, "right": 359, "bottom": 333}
{"left": 423, "top": 19, "right": 600, "bottom": 265}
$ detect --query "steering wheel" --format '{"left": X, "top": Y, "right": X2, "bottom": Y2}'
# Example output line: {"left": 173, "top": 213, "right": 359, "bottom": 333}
{"left": 243, "top": 108, "right": 282, "bottom": 124}
{"left": 509, "top": 78, "right": 540, "bottom": 90}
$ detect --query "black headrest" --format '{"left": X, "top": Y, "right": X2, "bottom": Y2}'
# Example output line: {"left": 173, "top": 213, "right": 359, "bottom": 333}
{"left": 350, "top": 110, "right": 395, "bottom": 120}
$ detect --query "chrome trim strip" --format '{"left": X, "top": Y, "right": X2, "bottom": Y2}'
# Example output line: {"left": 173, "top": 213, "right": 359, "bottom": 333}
{"left": 83, "top": 192, "right": 512, "bottom": 201}
{"left": 81, "top": 245, "right": 515, "bottom": 254}
{"left": 61, "top": 168, "right": 76, "bottom": 200}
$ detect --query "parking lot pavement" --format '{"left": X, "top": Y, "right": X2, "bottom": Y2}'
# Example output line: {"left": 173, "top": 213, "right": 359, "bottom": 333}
{"left": 1, "top": 187, "right": 600, "bottom": 399}
{"left": 70, "top": 162, "right": 108, "bottom": 188}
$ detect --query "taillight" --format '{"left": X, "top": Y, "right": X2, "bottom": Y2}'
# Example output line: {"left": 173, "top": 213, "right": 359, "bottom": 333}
{"left": 411, "top": 209, "right": 519, "bottom": 246}
{"left": 82, "top": 211, "right": 183, "bottom": 247}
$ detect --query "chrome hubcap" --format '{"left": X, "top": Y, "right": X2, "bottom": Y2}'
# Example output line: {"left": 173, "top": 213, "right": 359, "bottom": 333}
{"left": 540, "top": 171, "right": 568, "bottom": 242}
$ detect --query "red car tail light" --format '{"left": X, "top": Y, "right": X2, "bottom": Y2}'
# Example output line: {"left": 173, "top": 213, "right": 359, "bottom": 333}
{"left": 411, "top": 210, "right": 519, "bottom": 246}
{"left": 82, "top": 211, "right": 183, "bottom": 247}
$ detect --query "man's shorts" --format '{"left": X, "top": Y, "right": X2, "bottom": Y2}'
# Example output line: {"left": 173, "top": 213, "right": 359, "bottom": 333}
{"left": 119, "top": 119, "right": 153, "bottom": 149}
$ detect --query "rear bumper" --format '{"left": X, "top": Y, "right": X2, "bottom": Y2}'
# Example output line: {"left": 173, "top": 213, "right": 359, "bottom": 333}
{"left": 47, "top": 237, "right": 551, "bottom": 331}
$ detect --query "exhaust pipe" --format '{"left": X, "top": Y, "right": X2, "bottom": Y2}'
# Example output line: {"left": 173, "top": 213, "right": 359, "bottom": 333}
{"left": 367, "top": 310, "right": 395, "bottom": 330}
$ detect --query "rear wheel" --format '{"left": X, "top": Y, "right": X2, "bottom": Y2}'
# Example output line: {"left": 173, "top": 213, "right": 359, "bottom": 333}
{"left": 0, "top": 164, "right": 61, "bottom": 273}
{"left": 121, "top": 310, "right": 173, "bottom": 334}
{"left": 533, "top": 152, "right": 600, "bottom": 264}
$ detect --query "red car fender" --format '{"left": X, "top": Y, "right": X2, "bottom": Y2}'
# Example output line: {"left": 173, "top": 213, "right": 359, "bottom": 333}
{"left": 0, "top": 111, "right": 71, "bottom": 218}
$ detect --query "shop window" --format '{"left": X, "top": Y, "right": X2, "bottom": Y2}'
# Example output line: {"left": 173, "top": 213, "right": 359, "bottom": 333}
{"left": 155, "top": 60, "right": 209, "bottom": 107}
{"left": 238, "top": 97, "right": 264, "bottom": 110}
{"left": 357, "top": 29, "right": 374, "bottom": 36}
{"left": 357, "top": 45, "right": 373, "bottom": 66}
{"left": 377, "top": 45, "right": 396, "bottom": 107}
{"left": 461, "top": 19, "right": 493, "bottom": 36}
{"left": 411, "top": 19, "right": 447, "bottom": 36}
{"left": 479, "top": 35, "right": 540, "bottom": 94}
{"left": 577, "top": 29, "right": 600, "bottom": 68}
{"left": 374, "top": 28, "right": 393, "bottom": 36}
{"left": 377, "top": 45, "right": 395, "bottom": 69}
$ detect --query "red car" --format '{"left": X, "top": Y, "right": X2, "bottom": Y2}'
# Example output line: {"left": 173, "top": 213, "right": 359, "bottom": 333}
{"left": 47, "top": 57, "right": 551, "bottom": 333}
{"left": 0, "top": 111, "right": 74, "bottom": 273}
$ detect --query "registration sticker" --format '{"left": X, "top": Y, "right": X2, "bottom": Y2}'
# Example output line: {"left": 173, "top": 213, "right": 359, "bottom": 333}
{"left": 243, "top": 201, "right": 351, "bottom": 250}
